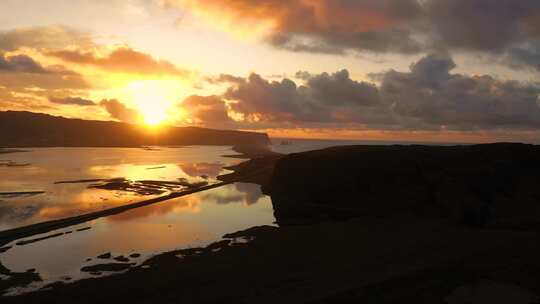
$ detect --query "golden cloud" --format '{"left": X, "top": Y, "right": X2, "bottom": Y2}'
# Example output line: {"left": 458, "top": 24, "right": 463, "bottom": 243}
{"left": 47, "top": 47, "right": 191, "bottom": 77}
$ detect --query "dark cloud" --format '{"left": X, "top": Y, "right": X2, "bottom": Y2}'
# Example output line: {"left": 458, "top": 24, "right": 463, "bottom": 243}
{"left": 504, "top": 43, "right": 540, "bottom": 71}
{"left": 216, "top": 54, "right": 540, "bottom": 131}
{"left": 377, "top": 54, "right": 540, "bottom": 130}
{"left": 205, "top": 74, "right": 246, "bottom": 84}
{"left": 49, "top": 96, "right": 96, "bottom": 106}
{"left": 270, "top": 29, "right": 421, "bottom": 55}
{"left": 425, "top": 0, "right": 540, "bottom": 52}
{"left": 181, "top": 95, "right": 233, "bottom": 126}
{"left": 99, "top": 99, "right": 141, "bottom": 123}
{"left": 0, "top": 53, "right": 48, "bottom": 73}
{"left": 0, "top": 56, "right": 88, "bottom": 98}
{"left": 0, "top": 26, "right": 93, "bottom": 51}
{"left": 166, "top": 0, "right": 423, "bottom": 54}
{"left": 0, "top": 52, "right": 88, "bottom": 91}
{"left": 47, "top": 47, "right": 190, "bottom": 76}
{"left": 223, "top": 70, "right": 383, "bottom": 124}
{"left": 168, "top": 0, "right": 540, "bottom": 71}
{"left": 304, "top": 69, "right": 380, "bottom": 106}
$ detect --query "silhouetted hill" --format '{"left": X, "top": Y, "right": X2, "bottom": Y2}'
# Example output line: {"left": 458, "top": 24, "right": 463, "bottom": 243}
{"left": 268, "top": 143, "right": 540, "bottom": 226}
{"left": 0, "top": 111, "right": 270, "bottom": 148}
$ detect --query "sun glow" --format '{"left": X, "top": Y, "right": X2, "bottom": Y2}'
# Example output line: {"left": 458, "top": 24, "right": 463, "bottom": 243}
{"left": 127, "top": 80, "right": 183, "bottom": 126}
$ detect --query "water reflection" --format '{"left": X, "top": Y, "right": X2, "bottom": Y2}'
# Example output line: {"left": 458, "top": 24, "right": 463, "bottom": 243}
{"left": 0, "top": 147, "right": 240, "bottom": 230}
{"left": 0, "top": 183, "right": 275, "bottom": 284}
{"left": 178, "top": 162, "right": 226, "bottom": 178}
{"left": 0, "top": 147, "right": 275, "bottom": 289}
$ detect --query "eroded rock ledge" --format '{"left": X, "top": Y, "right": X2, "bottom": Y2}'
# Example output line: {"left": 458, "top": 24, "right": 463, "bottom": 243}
{"left": 267, "top": 143, "right": 540, "bottom": 227}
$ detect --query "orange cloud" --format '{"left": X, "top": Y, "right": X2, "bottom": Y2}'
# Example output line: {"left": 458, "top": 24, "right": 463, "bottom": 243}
{"left": 47, "top": 47, "right": 191, "bottom": 76}
{"left": 164, "top": 0, "right": 422, "bottom": 53}
{"left": 0, "top": 25, "right": 93, "bottom": 51}
{"left": 99, "top": 98, "right": 142, "bottom": 123}
{"left": 181, "top": 95, "right": 234, "bottom": 127}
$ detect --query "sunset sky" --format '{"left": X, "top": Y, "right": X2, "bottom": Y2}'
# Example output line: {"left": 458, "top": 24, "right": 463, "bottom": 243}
{"left": 1, "top": 0, "right": 540, "bottom": 142}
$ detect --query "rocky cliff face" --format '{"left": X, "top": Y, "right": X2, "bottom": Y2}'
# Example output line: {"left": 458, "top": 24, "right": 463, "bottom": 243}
{"left": 268, "top": 143, "right": 540, "bottom": 227}
{"left": 0, "top": 111, "right": 270, "bottom": 148}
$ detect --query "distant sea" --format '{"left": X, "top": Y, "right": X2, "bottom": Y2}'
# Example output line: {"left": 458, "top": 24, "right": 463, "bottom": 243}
{"left": 269, "top": 137, "right": 462, "bottom": 155}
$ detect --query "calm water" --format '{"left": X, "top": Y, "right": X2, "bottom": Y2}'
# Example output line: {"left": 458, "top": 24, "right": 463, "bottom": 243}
{"left": 0, "top": 146, "right": 239, "bottom": 230}
{"left": 0, "top": 146, "right": 274, "bottom": 287}
{"left": 269, "top": 138, "right": 455, "bottom": 155}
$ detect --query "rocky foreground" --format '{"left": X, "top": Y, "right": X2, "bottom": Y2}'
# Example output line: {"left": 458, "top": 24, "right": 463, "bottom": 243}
{"left": 268, "top": 143, "right": 540, "bottom": 228}
{"left": 3, "top": 143, "right": 540, "bottom": 303}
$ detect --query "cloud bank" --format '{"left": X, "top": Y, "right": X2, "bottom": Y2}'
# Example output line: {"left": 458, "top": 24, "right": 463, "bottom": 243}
{"left": 166, "top": 0, "right": 540, "bottom": 71}
{"left": 194, "top": 54, "right": 540, "bottom": 131}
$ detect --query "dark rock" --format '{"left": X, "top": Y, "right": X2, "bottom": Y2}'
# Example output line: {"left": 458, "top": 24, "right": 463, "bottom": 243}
{"left": 81, "top": 263, "right": 134, "bottom": 273}
{"left": 113, "top": 256, "right": 129, "bottom": 262}
{"left": 268, "top": 143, "right": 540, "bottom": 227}
{"left": 97, "top": 252, "right": 111, "bottom": 259}
{"left": 129, "top": 253, "right": 141, "bottom": 258}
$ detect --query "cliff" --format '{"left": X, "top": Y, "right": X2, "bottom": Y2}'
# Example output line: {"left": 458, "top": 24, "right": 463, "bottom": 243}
{"left": 268, "top": 143, "right": 540, "bottom": 227}
{"left": 0, "top": 111, "right": 270, "bottom": 148}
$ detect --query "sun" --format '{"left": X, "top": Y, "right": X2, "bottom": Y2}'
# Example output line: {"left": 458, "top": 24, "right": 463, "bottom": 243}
{"left": 127, "top": 80, "right": 180, "bottom": 126}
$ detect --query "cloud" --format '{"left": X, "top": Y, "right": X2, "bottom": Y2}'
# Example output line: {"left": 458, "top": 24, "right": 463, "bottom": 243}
{"left": 0, "top": 26, "right": 93, "bottom": 51}
{"left": 48, "top": 47, "right": 190, "bottom": 76}
{"left": 214, "top": 54, "right": 540, "bottom": 131}
{"left": 49, "top": 96, "right": 96, "bottom": 106}
{"left": 205, "top": 74, "right": 245, "bottom": 84}
{"left": 181, "top": 95, "right": 234, "bottom": 127}
{"left": 425, "top": 0, "right": 540, "bottom": 52}
{"left": 164, "top": 0, "right": 423, "bottom": 54}
{"left": 504, "top": 43, "right": 540, "bottom": 72}
{"left": 99, "top": 99, "right": 141, "bottom": 123}
{"left": 378, "top": 54, "right": 540, "bottom": 130}
{"left": 223, "top": 69, "right": 383, "bottom": 124}
{"left": 0, "top": 53, "right": 48, "bottom": 73}
{"left": 166, "top": 0, "right": 540, "bottom": 71}
{"left": 0, "top": 86, "right": 57, "bottom": 112}
{"left": 0, "top": 53, "right": 88, "bottom": 94}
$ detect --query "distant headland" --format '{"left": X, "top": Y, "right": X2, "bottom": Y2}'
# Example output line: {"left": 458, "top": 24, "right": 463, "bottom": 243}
{"left": 0, "top": 111, "right": 270, "bottom": 148}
